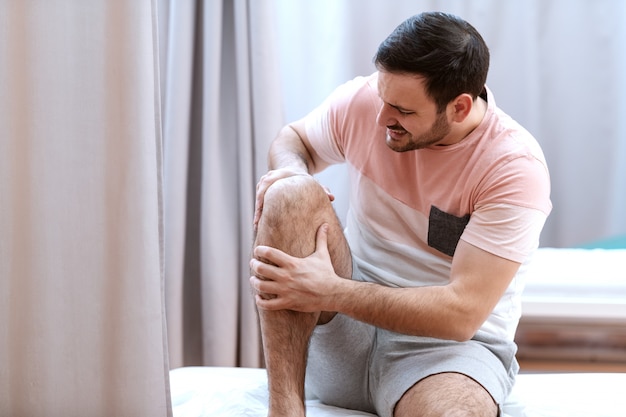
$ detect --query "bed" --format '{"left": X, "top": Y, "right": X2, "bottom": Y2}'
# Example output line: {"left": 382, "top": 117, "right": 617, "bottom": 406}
{"left": 169, "top": 366, "right": 626, "bottom": 417}
{"left": 170, "top": 247, "right": 626, "bottom": 417}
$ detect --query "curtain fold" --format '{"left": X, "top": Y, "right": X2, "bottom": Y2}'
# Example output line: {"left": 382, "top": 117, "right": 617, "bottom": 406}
{"left": 161, "top": 0, "right": 283, "bottom": 368}
{"left": 0, "top": 1, "right": 171, "bottom": 416}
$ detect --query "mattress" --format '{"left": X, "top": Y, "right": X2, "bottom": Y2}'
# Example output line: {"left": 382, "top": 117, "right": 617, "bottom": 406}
{"left": 170, "top": 366, "right": 626, "bottom": 417}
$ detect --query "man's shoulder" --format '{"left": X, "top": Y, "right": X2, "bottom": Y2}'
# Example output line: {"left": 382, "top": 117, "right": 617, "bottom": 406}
{"left": 339, "top": 72, "right": 381, "bottom": 108}
{"left": 327, "top": 73, "right": 382, "bottom": 130}
{"left": 479, "top": 94, "right": 547, "bottom": 168}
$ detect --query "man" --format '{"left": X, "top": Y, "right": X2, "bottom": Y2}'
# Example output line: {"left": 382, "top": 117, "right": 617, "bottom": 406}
{"left": 249, "top": 11, "right": 551, "bottom": 417}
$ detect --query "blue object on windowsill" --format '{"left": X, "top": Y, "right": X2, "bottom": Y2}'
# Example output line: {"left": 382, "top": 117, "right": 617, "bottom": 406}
{"left": 576, "top": 234, "right": 626, "bottom": 249}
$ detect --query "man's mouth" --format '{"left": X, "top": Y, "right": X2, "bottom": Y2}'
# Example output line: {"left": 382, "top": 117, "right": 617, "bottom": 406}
{"left": 387, "top": 125, "right": 407, "bottom": 139}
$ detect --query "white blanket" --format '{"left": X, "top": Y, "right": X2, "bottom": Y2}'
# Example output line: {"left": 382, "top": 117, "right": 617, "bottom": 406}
{"left": 170, "top": 366, "right": 626, "bottom": 417}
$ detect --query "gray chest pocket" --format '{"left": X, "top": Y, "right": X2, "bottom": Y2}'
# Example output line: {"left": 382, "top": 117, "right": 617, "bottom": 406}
{"left": 427, "top": 206, "right": 470, "bottom": 257}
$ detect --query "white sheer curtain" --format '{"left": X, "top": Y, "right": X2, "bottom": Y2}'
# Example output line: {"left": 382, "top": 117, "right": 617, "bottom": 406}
{"left": 160, "top": 0, "right": 283, "bottom": 369}
{"left": 0, "top": 1, "right": 170, "bottom": 416}
{"left": 274, "top": 0, "right": 626, "bottom": 248}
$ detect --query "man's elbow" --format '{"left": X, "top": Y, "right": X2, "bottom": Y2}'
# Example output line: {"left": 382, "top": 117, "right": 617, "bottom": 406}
{"left": 448, "top": 315, "right": 485, "bottom": 342}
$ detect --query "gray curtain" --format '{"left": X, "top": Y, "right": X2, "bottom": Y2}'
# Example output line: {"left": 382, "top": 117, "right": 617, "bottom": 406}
{"left": 160, "top": 0, "right": 283, "bottom": 368}
{"left": 0, "top": 1, "right": 171, "bottom": 416}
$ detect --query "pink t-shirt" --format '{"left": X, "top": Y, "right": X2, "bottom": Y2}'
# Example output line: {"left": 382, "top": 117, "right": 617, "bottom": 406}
{"left": 304, "top": 73, "right": 552, "bottom": 339}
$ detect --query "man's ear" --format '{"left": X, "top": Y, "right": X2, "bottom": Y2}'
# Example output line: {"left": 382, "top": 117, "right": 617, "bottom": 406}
{"left": 449, "top": 93, "right": 474, "bottom": 123}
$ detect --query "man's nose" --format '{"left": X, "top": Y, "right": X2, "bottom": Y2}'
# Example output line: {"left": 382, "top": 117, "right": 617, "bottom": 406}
{"left": 376, "top": 103, "right": 395, "bottom": 127}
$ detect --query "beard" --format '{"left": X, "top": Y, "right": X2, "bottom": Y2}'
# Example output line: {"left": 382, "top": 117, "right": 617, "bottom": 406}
{"left": 385, "top": 110, "right": 451, "bottom": 152}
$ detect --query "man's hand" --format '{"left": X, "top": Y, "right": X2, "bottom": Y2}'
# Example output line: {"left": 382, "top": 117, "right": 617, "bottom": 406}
{"left": 250, "top": 223, "right": 339, "bottom": 312}
{"left": 253, "top": 169, "right": 335, "bottom": 230}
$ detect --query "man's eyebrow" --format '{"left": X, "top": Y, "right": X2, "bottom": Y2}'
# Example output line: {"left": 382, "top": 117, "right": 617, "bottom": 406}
{"left": 389, "top": 103, "right": 414, "bottom": 113}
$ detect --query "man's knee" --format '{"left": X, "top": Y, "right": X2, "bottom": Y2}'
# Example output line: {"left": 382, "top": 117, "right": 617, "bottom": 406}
{"left": 261, "top": 175, "right": 331, "bottom": 229}
{"left": 257, "top": 175, "right": 333, "bottom": 254}
{"left": 257, "top": 174, "right": 352, "bottom": 281}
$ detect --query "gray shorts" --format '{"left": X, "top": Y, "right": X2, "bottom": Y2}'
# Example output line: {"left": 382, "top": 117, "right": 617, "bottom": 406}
{"left": 305, "top": 270, "right": 518, "bottom": 417}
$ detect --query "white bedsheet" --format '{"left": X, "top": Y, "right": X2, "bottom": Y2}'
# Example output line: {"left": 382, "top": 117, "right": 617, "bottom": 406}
{"left": 170, "top": 366, "right": 626, "bottom": 417}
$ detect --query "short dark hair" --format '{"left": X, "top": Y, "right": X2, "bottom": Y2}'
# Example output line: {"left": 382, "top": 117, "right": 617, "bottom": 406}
{"left": 374, "top": 12, "right": 490, "bottom": 112}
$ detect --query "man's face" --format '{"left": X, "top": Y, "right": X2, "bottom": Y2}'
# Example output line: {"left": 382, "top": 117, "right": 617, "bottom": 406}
{"left": 376, "top": 70, "right": 451, "bottom": 152}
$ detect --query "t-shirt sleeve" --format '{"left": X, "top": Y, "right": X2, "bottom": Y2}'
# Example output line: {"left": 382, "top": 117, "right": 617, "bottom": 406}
{"left": 461, "top": 153, "right": 552, "bottom": 263}
{"left": 303, "top": 75, "right": 373, "bottom": 165}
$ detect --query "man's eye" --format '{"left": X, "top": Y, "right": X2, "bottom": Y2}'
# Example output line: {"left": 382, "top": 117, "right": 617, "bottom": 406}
{"left": 399, "top": 110, "right": 414, "bottom": 115}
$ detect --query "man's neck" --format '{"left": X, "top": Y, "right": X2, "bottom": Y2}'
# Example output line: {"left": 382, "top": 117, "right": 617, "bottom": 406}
{"left": 450, "top": 96, "right": 488, "bottom": 145}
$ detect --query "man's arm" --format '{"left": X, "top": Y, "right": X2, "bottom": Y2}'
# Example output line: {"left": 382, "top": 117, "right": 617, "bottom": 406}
{"left": 251, "top": 226, "right": 520, "bottom": 342}
{"left": 334, "top": 239, "right": 520, "bottom": 341}
{"left": 268, "top": 121, "right": 315, "bottom": 172}
{"left": 253, "top": 119, "right": 332, "bottom": 229}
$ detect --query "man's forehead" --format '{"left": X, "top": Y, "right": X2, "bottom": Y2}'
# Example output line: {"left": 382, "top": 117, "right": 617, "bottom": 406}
{"left": 377, "top": 71, "right": 432, "bottom": 106}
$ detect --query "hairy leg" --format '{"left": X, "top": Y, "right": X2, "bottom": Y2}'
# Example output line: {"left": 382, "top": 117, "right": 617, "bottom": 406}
{"left": 254, "top": 176, "right": 352, "bottom": 417}
{"left": 394, "top": 373, "right": 498, "bottom": 417}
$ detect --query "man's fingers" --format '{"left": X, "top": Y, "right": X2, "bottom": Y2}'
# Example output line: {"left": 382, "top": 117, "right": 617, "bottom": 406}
{"left": 322, "top": 186, "right": 335, "bottom": 202}
{"left": 253, "top": 245, "right": 290, "bottom": 268}
{"left": 315, "top": 223, "right": 330, "bottom": 254}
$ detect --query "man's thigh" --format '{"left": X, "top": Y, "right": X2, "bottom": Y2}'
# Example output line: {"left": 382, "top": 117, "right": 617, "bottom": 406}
{"left": 394, "top": 372, "right": 497, "bottom": 417}
{"left": 370, "top": 329, "right": 517, "bottom": 417}
{"left": 305, "top": 313, "right": 377, "bottom": 414}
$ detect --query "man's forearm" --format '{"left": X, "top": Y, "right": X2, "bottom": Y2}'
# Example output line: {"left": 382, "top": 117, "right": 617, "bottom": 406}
{"left": 268, "top": 124, "right": 315, "bottom": 172}
{"left": 328, "top": 278, "right": 481, "bottom": 342}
